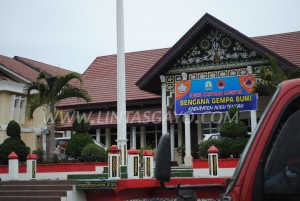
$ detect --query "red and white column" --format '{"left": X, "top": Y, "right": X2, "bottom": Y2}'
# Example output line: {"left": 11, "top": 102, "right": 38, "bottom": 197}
{"left": 8, "top": 152, "right": 18, "bottom": 180}
{"left": 142, "top": 150, "right": 154, "bottom": 178}
{"left": 127, "top": 148, "right": 139, "bottom": 179}
{"left": 27, "top": 154, "right": 37, "bottom": 180}
{"left": 108, "top": 145, "right": 121, "bottom": 179}
{"left": 208, "top": 146, "right": 219, "bottom": 177}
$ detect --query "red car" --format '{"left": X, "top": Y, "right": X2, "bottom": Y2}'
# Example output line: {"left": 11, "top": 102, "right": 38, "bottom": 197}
{"left": 156, "top": 78, "right": 300, "bottom": 201}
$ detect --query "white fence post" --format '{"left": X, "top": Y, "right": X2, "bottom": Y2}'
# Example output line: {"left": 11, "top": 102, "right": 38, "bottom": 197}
{"left": 127, "top": 148, "right": 139, "bottom": 179}
{"left": 142, "top": 150, "right": 154, "bottom": 178}
{"left": 27, "top": 154, "right": 37, "bottom": 180}
{"left": 8, "top": 152, "right": 19, "bottom": 180}
{"left": 208, "top": 146, "right": 219, "bottom": 177}
{"left": 108, "top": 145, "right": 121, "bottom": 179}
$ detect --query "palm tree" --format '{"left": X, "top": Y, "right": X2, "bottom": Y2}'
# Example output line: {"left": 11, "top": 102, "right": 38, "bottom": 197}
{"left": 24, "top": 72, "right": 91, "bottom": 159}
{"left": 253, "top": 55, "right": 300, "bottom": 95}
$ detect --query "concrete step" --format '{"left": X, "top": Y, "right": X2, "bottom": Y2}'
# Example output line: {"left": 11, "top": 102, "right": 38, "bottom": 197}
{"left": 0, "top": 184, "right": 73, "bottom": 191}
{"left": 2, "top": 180, "right": 76, "bottom": 185}
{"left": 0, "top": 190, "right": 67, "bottom": 196}
{"left": 0, "top": 196, "right": 63, "bottom": 201}
{"left": 0, "top": 180, "right": 76, "bottom": 201}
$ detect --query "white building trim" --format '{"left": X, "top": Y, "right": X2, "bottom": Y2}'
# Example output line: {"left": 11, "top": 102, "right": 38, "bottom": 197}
{"left": 0, "top": 65, "right": 31, "bottom": 83}
{"left": 0, "top": 80, "right": 25, "bottom": 94}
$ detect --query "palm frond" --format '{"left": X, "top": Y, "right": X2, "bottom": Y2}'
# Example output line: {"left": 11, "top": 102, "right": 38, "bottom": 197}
{"left": 50, "top": 72, "right": 83, "bottom": 98}
{"left": 25, "top": 81, "right": 49, "bottom": 99}
{"left": 26, "top": 94, "right": 46, "bottom": 119}
{"left": 36, "top": 71, "right": 48, "bottom": 80}
{"left": 57, "top": 87, "right": 91, "bottom": 103}
{"left": 254, "top": 55, "right": 289, "bottom": 95}
{"left": 24, "top": 82, "right": 39, "bottom": 96}
{"left": 288, "top": 69, "right": 300, "bottom": 80}
{"left": 58, "top": 72, "right": 83, "bottom": 86}
{"left": 24, "top": 71, "right": 91, "bottom": 118}
{"left": 265, "top": 54, "right": 287, "bottom": 82}
{"left": 253, "top": 80, "right": 277, "bottom": 95}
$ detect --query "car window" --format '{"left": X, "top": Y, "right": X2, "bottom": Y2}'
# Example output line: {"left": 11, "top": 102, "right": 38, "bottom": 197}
{"left": 262, "top": 97, "right": 300, "bottom": 201}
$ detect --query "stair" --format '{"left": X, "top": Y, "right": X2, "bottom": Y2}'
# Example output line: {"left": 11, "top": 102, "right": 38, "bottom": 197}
{"left": 0, "top": 180, "right": 77, "bottom": 201}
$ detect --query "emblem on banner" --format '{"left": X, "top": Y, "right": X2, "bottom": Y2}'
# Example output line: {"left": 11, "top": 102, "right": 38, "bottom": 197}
{"left": 217, "top": 80, "right": 225, "bottom": 89}
{"left": 243, "top": 76, "right": 255, "bottom": 88}
{"left": 178, "top": 83, "right": 187, "bottom": 93}
{"left": 205, "top": 81, "right": 213, "bottom": 90}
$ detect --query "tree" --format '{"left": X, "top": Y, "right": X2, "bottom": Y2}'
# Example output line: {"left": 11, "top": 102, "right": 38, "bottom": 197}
{"left": 219, "top": 106, "right": 247, "bottom": 139}
{"left": 253, "top": 55, "right": 300, "bottom": 95}
{"left": 65, "top": 132, "right": 94, "bottom": 160}
{"left": 0, "top": 121, "right": 29, "bottom": 164}
{"left": 72, "top": 117, "right": 90, "bottom": 133}
{"left": 6, "top": 120, "right": 21, "bottom": 139}
{"left": 24, "top": 72, "right": 91, "bottom": 160}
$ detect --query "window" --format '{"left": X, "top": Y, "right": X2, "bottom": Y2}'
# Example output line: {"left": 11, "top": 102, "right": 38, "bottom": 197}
{"left": 10, "top": 95, "right": 26, "bottom": 124}
{"left": 241, "top": 118, "right": 251, "bottom": 133}
{"left": 202, "top": 122, "right": 218, "bottom": 134}
{"left": 262, "top": 97, "right": 300, "bottom": 201}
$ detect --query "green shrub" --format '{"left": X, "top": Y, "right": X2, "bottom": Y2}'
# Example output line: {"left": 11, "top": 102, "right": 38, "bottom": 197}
{"left": 223, "top": 138, "right": 249, "bottom": 158}
{"left": 65, "top": 133, "right": 94, "bottom": 160}
{"left": 227, "top": 106, "right": 239, "bottom": 119}
{"left": 32, "top": 148, "right": 44, "bottom": 164}
{"left": 199, "top": 139, "right": 224, "bottom": 159}
{"left": 219, "top": 120, "right": 247, "bottom": 139}
{"left": 72, "top": 118, "right": 90, "bottom": 133}
{"left": 222, "top": 138, "right": 249, "bottom": 158}
{"left": 199, "top": 138, "right": 249, "bottom": 159}
{"left": 200, "top": 107, "right": 249, "bottom": 159}
{"left": 0, "top": 138, "right": 29, "bottom": 164}
{"left": 6, "top": 120, "right": 21, "bottom": 139}
{"left": 81, "top": 143, "right": 107, "bottom": 162}
{"left": 51, "top": 155, "right": 59, "bottom": 163}
{"left": 26, "top": 146, "right": 31, "bottom": 155}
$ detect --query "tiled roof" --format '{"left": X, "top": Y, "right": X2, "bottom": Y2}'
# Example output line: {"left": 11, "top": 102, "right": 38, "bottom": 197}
{"left": 0, "top": 55, "right": 74, "bottom": 83}
{"left": 252, "top": 31, "right": 300, "bottom": 67}
{"left": 14, "top": 56, "right": 73, "bottom": 77}
{"left": 0, "top": 55, "right": 40, "bottom": 82}
{"left": 57, "top": 31, "right": 300, "bottom": 108}
{"left": 57, "top": 48, "right": 169, "bottom": 108}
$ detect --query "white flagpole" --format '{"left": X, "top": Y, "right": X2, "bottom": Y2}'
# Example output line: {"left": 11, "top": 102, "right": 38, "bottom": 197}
{"left": 116, "top": 0, "right": 127, "bottom": 166}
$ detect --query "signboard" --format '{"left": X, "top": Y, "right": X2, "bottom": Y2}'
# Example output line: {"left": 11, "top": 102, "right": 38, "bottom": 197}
{"left": 76, "top": 180, "right": 117, "bottom": 190}
{"left": 175, "top": 75, "right": 257, "bottom": 115}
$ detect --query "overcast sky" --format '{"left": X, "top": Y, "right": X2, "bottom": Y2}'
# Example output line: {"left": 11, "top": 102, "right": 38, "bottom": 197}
{"left": 1, "top": 0, "right": 300, "bottom": 73}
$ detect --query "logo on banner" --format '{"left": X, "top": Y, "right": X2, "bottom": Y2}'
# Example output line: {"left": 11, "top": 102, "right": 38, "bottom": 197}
{"left": 178, "top": 83, "right": 188, "bottom": 94}
{"left": 217, "top": 80, "right": 225, "bottom": 89}
{"left": 205, "top": 81, "right": 213, "bottom": 90}
{"left": 243, "top": 76, "right": 255, "bottom": 88}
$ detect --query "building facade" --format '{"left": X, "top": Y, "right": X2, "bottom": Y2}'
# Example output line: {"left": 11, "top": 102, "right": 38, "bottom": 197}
{"left": 57, "top": 13, "right": 300, "bottom": 165}
{"left": 0, "top": 55, "right": 73, "bottom": 152}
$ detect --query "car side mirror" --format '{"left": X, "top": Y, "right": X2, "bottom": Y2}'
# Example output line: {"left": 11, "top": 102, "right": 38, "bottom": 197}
{"left": 155, "top": 133, "right": 171, "bottom": 182}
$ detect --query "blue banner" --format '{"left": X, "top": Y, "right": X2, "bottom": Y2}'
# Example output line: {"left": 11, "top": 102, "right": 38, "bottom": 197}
{"left": 175, "top": 75, "right": 257, "bottom": 115}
